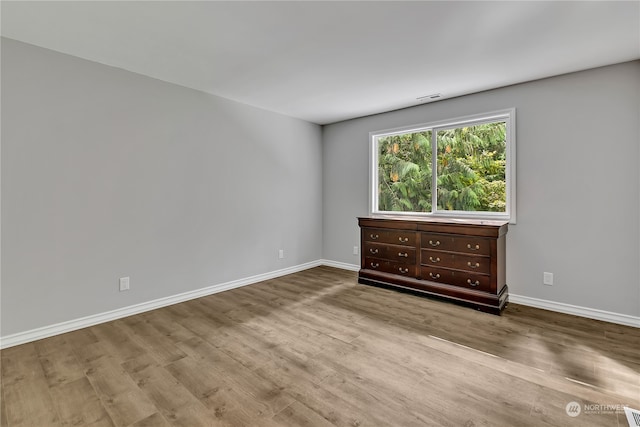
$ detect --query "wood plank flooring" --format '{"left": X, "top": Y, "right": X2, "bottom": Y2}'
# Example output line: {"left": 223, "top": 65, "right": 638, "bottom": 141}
{"left": 1, "top": 266, "right": 639, "bottom": 426}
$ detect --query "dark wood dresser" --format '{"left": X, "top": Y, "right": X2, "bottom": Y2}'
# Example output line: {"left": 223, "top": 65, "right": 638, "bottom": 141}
{"left": 358, "top": 216, "right": 508, "bottom": 314}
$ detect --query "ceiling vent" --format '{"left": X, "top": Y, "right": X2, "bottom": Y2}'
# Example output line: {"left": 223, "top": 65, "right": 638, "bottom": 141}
{"left": 417, "top": 93, "right": 442, "bottom": 102}
{"left": 625, "top": 407, "right": 640, "bottom": 427}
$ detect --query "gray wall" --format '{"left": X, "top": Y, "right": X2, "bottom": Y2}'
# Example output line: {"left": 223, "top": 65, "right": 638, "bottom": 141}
{"left": 323, "top": 61, "right": 640, "bottom": 317}
{"left": 2, "top": 37, "right": 639, "bottom": 338}
{"left": 1, "top": 39, "right": 323, "bottom": 336}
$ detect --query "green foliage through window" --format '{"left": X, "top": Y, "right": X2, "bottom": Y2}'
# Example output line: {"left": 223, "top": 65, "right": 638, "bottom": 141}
{"left": 378, "top": 130, "right": 432, "bottom": 212}
{"left": 376, "top": 117, "right": 510, "bottom": 216}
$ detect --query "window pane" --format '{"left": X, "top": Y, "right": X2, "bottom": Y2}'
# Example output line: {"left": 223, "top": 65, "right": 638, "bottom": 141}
{"left": 436, "top": 121, "right": 506, "bottom": 212}
{"left": 377, "top": 130, "right": 432, "bottom": 212}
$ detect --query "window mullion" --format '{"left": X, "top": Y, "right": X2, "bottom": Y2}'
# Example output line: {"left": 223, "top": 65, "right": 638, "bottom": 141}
{"left": 431, "top": 129, "right": 438, "bottom": 214}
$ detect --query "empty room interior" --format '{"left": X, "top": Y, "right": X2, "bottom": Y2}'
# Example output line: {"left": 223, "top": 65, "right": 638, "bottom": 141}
{"left": 1, "top": 1, "right": 640, "bottom": 427}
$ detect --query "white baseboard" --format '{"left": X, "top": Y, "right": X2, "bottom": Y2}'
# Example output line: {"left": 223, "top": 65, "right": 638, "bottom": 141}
{"left": 0, "top": 260, "right": 323, "bottom": 349}
{"left": 320, "top": 259, "right": 360, "bottom": 272}
{"left": 509, "top": 294, "right": 640, "bottom": 328}
{"left": 3, "top": 261, "right": 636, "bottom": 349}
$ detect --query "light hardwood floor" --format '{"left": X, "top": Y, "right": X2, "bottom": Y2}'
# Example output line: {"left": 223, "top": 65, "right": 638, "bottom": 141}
{"left": 1, "top": 266, "right": 639, "bottom": 426}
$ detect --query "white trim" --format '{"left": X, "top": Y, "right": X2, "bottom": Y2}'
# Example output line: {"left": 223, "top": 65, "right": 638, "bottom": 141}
{"left": 505, "top": 107, "right": 516, "bottom": 223}
{"left": 320, "top": 259, "right": 360, "bottom": 272}
{"left": 0, "top": 260, "right": 322, "bottom": 349}
{"left": 509, "top": 294, "right": 640, "bottom": 328}
{"left": 4, "top": 261, "right": 636, "bottom": 349}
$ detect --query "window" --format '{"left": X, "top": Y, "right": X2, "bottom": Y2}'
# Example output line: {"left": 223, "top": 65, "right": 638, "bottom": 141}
{"left": 371, "top": 109, "right": 515, "bottom": 222}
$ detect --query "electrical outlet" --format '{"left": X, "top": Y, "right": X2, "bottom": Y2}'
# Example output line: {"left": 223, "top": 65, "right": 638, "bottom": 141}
{"left": 119, "top": 277, "right": 130, "bottom": 291}
{"left": 353, "top": 246, "right": 359, "bottom": 255}
{"left": 278, "top": 249, "right": 284, "bottom": 259}
{"left": 543, "top": 272, "right": 553, "bottom": 286}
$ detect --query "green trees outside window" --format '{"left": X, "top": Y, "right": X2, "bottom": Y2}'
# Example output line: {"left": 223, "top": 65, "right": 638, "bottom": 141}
{"left": 378, "top": 130, "right": 433, "bottom": 212}
{"left": 377, "top": 120, "right": 507, "bottom": 214}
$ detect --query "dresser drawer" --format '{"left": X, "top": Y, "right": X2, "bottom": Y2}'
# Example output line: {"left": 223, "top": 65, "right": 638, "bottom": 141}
{"left": 421, "top": 233, "right": 490, "bottom": 256}
{"left": 421, "top": 266, "right": 491, "bottom": 292}
{"left": 421, "top": 250, "right": 491, "bottom": 274}
{"left": 421, "top": 265, "right": 454, "bottom": 284}
{"left": 452, "top": 237, "right": 491, "bottom": 256}
{"left": 364, "top": 257, "right": 416, "bottom": 277}
{"left": 364, "top": 242, "right": 416, "bottom": 263}
{"left": 363, "top": 228, "right": 416, "bottom": 246}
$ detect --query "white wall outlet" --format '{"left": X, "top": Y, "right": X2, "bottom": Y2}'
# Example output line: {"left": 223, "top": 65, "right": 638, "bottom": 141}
{"left": 278, "top": 249, "right": 284, "bottom": 259}
{"left": 353, "top": 246, "right": 359, "bottom": 255}
{"left": 543, "top": 272, "right": 553, "bottom": 286}
{"left": 119, "top": 276, "right": 130, "bottom": 291}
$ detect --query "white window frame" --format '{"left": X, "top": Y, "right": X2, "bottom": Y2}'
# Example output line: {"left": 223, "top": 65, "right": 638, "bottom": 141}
{"left": 370, "top": 108, "right": 516, "bottom": 223}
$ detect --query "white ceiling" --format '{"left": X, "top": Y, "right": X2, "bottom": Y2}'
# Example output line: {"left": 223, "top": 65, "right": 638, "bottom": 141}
{"left": 2, "top": 1, "right": 639, "bottom": 124}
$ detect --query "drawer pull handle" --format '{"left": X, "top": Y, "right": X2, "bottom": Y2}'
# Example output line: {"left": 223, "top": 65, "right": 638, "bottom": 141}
{"left": 467, "top": 244, "right": 480, "bottom": 251}
{"left": 399, "top": 267, "right": 409, "bottom": 274}
{"left": 429, "top": 256, "right": 440, "bottom": 263}
{"left": 398, "top": 252, "right": 408, "bottom": 258}
{"left": 429, "top": 272, "right": 441, "bottom": 279}
{"left": 370, "top": 262, "right": 380, "bottom": 269}
{"left": 369, "top": 248, "right": 379, "bottom": 254}
{"left": 467, "top": 279, "right": 480, "bottom": 287}
{"left": 429, "top": 240, "right": 440, "bottom": 247}
{"left": 370, "top": 234, "right": 379, "bottom": 240}
{"left": 398, "top": 236, "right": 409, "bottom": 243}
{"left": 467, "top": 262, "right": 480, "bottom": 269}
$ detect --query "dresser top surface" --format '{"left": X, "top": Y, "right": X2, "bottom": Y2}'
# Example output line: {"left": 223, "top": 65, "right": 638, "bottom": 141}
{"left": 358, "top": 215, "right": 508, "bottom": 227}
{"left": 359, "top": 216, "right": 508, "bottom": 237}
